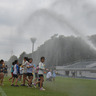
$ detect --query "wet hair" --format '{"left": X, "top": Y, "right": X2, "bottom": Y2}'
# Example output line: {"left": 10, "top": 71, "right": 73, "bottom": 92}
{"left": 29, "top": 58, "right": 33, "bottom": 61}
{"left": 24, "top": 57, "right": 29, "bottom": 61}
{"left": 14, "top": 60, "right": 18, "bottom": 64}
{"left": 1, "top": 59, "right": 4, "bottom": 63}
{"left": 40, "top": 57, "right": 45, "bottom": 60}
{"left": 12, "top": 62, "right": 15, "bottom": 65}
{"left": 19, "top": 64, "right": 22, "bottom": 66}
{"left": 28, "top": 58, "right": 33, "bottom": 62}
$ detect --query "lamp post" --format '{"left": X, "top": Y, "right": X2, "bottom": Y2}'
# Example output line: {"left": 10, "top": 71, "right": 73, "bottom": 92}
{"left": 30, "top": 38, "right": 37, "bottom": 53}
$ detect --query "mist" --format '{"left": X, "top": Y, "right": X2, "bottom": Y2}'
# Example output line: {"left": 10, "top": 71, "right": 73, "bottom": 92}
{"left": 16, "top": 0, "right": 96, "bottom": 54}
{"left": 0, "top": 0, "right": 96, "bottom": 60}
{"left": 1, "top": 1, "right": 96, "bottom": 96}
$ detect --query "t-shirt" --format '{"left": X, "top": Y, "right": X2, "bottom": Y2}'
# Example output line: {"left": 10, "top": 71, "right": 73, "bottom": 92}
{"left": 22, "top": 61, "right": 29, "bottom": 73}
{"left": 33, "top": 64, "right": 36, "bottom": 73}
{"left": 13, "top": 64, "right": 19, "bottom": 75}
{"left": 53, "top": 70, "right": 56, "bottom": 77}
{"left": 4, "top": 67, "right": 7, "bottom": 73}
{"left": 27, "top": 63, "right": 33, "bottom": 73}
{"left": 0, "top": 64, "right": 3, "bottom": 72}
{"left": 38, "top": 62, "right": 45, "bottom": 75}
{"left": 20, "top": 66, "right": 23, "bottom": 74}
{"left": 35, "top": 66, "right": 39, "bottom": 73}
{"left": 33, "top": 64, "right": 36, "bottom": 68}
{"left": 11, "top": 65, "right": 14, "bottom": 73}
{"left": 46, "top": 72, "right": 52, "bottom": 79}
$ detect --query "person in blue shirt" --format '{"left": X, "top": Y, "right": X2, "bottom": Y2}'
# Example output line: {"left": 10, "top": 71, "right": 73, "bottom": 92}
{"left": 27, "top": 58, "right": 34, "bottom": 87}
{"left": 11, "top": 60, "right": 19, "bottom": 87}
{"left": 9, "top": 62, "right": 15, "bottom": 81}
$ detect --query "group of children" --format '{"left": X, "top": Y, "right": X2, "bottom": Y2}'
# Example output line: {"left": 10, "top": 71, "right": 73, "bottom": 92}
{"left": 9, "top": 57, "right": 47, "bottom": 91}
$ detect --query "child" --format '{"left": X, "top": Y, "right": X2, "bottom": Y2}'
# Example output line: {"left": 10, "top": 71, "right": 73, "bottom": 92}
{"left": 27, "top": 58, "right": 34, "bottom": 87}
{"left": 21, "top": 57, "right": 29, "bottom": 86}
{"left": 34, "top": 65, "right": 39, "bottom": 84}
{"left": 11, "top": 60, "right": 19, "bottom": 87}
{"left": 9, "top": 62, "right": 14, "bottom": 81}
{"left": 4, "top": 65, "right": 8, "bottom": 76}
{"left": 34, "top": 57, "right": 46, "bottom": 91}
{"left": 0, "top": 60, "right": 5, "bottom": 86}
{"left": 46, "top": 70, "right": 52, "bottom": 81}
{"left": 53, "top": 70, "right": 56, "bottom": 81}
{"left": 19, "top": 64, "right": 23, "bottom": 82}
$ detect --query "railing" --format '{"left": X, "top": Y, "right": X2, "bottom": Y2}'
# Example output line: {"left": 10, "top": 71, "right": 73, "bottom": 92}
{"left": 56, "top": 68, "right": 96, "bottom": 71}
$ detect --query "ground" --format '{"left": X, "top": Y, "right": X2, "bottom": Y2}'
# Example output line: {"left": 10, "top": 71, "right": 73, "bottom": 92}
{"left": 0, "top": 77, "right": 96, "bottom": 96}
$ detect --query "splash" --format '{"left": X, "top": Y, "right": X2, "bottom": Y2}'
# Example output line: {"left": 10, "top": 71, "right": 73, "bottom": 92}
{"left": 17, "top": 8, "right": 96, "bottom": 51}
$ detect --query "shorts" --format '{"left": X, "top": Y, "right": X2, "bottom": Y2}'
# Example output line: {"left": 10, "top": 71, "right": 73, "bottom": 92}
{"left": 4, "top": 71, "right": 7, "bottom": 73}
{"left": 39, "top": 74, "right": 44, "bottom": 78}
{"left": 35, "top": 73, "right": 38, "bottom": 78}
{"left": 23, "top": 73, "right": 27, "bottom": 75}
{"left": 27, "top": 73, "right": 33, "bottom": 77}
{"left": 20, "top": 74, "right": 23, "bottom": 76}
{"left": 13, "top": 74, "right": 18, "bottom": 78}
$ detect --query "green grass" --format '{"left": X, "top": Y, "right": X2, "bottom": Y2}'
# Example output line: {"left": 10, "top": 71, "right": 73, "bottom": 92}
{"left": 0, "top": 77, "right": 96, "bottom": 96}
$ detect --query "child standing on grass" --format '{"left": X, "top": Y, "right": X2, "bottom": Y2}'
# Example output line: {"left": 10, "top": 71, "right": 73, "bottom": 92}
{"left": 4, "top": 65, "right": 8, "bottom": 76}
{"left": 46, "top": 70, "right": 52, "bottom": 81}
{"left": 0, "top": 60, "right": 5, "bottom": 86}
{"left": 34, "top": 57, "right": 46, "bottom": 91}
{"left": 53, "top": 70, "right": 56, "bottom": 81}
{"left": 19, "top": 64, "right": 23, "bottom": 82}
{"left": 34, "top": 65, "right": 39, "bottom": 84}
{"left": 9, "top": 62, "right": 15, "bottom": 81}
{"left": 21, "top": 57, "right": 29, "bottom": 86}
{"left": 11, "top": 60, "right": 19, "bottom": 87}
{"left": 27, "top": 58, "right": 34, "bottom": 88}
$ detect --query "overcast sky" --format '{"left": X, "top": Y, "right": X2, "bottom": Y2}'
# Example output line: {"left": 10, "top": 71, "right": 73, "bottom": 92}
{"left": 0, "top": 0, "right": 96, "bottom": 60}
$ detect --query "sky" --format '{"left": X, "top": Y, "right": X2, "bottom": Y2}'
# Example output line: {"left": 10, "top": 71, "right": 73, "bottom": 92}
{"left": 0, "top": 0, "right": 96, "bottom": 60}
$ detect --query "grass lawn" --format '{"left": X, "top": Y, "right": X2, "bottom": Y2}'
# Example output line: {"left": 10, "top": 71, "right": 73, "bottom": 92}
{"left": 0, "top": 77, "right": 96, "bottom": 96}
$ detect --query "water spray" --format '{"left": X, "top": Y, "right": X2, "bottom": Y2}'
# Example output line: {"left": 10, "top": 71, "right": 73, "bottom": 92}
{"left": 17, "top": 8, "right": 96, "bottom": 51}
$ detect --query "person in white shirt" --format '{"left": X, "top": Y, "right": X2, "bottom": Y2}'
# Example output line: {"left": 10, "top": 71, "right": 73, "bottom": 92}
{"left": 46, "top": 70, "right": 52, "bottom": 81}
{"left": 34, "top": 57, "right": 46, "bottom": 91}
{"left": 11, "top": 60, "right": 19, "bottom": 87}
{"left": 27, "top": 58, "right": 34, "bottom": 87}
{"left": 21, "top": 57, "right": 29, "bottom": 86}
{"left": 19, "top": 64, "right": 23, "bottom": 82}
